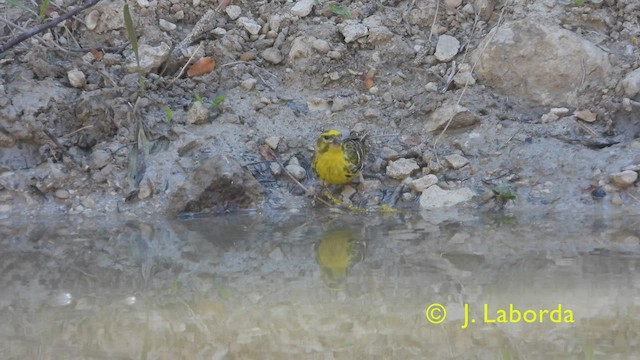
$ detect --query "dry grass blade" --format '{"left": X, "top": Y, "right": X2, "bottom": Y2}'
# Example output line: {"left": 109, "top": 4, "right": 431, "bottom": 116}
{"left": 123, "top": 4, "right": 139, "bottom": 69}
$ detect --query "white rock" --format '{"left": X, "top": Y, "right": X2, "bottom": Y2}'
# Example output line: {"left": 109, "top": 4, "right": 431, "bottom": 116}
{"left": 91, "top": 149, "right": 111, "bottom": 169}
{"left": 285, "top": 164, "right": 306, "bottom": 180}
{"left": 540, "top": 113, "right": 559, "bottom": 123}
{"left": 238, "top": 17, "right": 261, "bottom": 35}
{"left": 445, "top": 0, "right": 462, "bottom": 8}
{"left": 288, "top": 36, "right": 313, "bottom": 62}
{"left": 312, "top": 39, "right": 331, "bottom": 54}
{"left": 54, "top": 189, "right": 70, "bottom": 199}
{"left": 472, "top": 19, "right": 611, "bottom": 105}
{"left": 193, "top": 0, "right": 201, "bottom": 6}
{"left": 124, "top": 42, "right": 171, "bottom": 74}
{"left": 419, "top": 186, "right": 475, "bottom": 209}
{"left": 85, "top": 10, "right": 100, "bottom": 31}
{"left": 186, "top": 101, "right": 209, "bottom": 125}
{"left": 290, "top": 0, "right": 314, "bottom": 17}
{"left": 574, "top": 109, "right": 597, "bottom": 122}
{"left": 136, "top": 0, "right": 150, "bottom": 7}
{"left": 409, "top": 174, "right": 438, "bottom": 192}
{"left": 270, "top": 162, "right": 282, "bottom": 176}
{"left": 264, "top": 136, "right": 280, "bottom": 150}
{"left": 387, "top": 158, "right": 420, "bottom": 180}
{"left": 444, "top": 154, "right": 469, "bottom": 169}
{"left": 225, "top": 5, "right": 242, "bottom": 20}
{"left": 240, "top": 78, "right": 257, "bottom": 91}
{"left": 609, "top": 170, "right": 638, "bottom": 189}
{"left": 435, "top": 35, "right": 460, "bottom": 62}
{"left": 453, "top": 70, "right": 476, "bottom": 87}
{"left": 550, "top": 107, "right": 570, "bottom": 116}
{"left": 159, "top": 19, "right": 176, "bottom": 31}
{"left": 340, "top": 20, "right": 369, "bottom": 43}
{"left": 261, "top": 47, "right": 283, "bottom": 64}
{"left": 67, "top": 69, "right": 86, "bottom": 88}
{"left": 621, "top": 68, "right": 640, "bottom": 98}
{"left": 269, "top": 14, "right": 283, "bottom": 33}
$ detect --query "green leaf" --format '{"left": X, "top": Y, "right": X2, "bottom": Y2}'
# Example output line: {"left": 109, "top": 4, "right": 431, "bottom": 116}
{"left": 217, "top": 286, "right": 232, "bottom": 299}
{"left": 164, "top": 106, "right": 173, "bottom": 123}
{"left": 37, "top": 0, "right": 50, "bottom": 23}
{"left": 328, "top": 3, "right": 351, "bottom": 18}
{"left": 123, "top": 4, "right": 140, "bottom": 69}
{"left": 210, "top": 94, "right": 226, "bottom": 107}
{"left": 194, "top": 94, "right": 203, "bottom": 103}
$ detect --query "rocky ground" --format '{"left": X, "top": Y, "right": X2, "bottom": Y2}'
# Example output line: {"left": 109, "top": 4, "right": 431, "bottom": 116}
{"left": 1, "top": 0, "right": 640, "bottom": 218}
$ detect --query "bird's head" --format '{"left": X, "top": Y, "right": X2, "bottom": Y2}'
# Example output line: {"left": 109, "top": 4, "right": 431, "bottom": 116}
{"left": 316, "top": 129, "right": 342, "bottom": 152}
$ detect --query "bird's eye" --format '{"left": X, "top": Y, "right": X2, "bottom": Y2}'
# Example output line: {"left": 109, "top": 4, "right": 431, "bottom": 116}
{"left": 322, "top": 136, "right": 330, "bottom": 141}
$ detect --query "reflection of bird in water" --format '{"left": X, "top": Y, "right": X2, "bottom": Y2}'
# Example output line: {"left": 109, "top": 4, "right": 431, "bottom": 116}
{"left": 314, "top": 229, "right": 365, "bottom": 291}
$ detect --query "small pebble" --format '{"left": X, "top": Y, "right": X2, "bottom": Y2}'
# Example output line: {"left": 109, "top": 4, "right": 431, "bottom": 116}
{"left": 225, "top": 5, "right": 242, "bottom": 20}
{"left": 444, "top": 154, "right": 469, "bottom": 169}
{"left": 609, "top": 170, "right": 638, "bottom": 189}
{"left": 159, "top": 19, "right": 177, "bottom": 31}
{"left": 67, "top": 69, "right": 86, "bottom": 88}
{"left": 264, "top": 136, "right": 280, "bottom": 150}
{"left": 285, "top": 164, "right": 306, "bottom": 180}
{"left": 54, "top": 189, "right": 70, "bottom": 199}
{"left": 240, "top": 78, "right": 257, "bottom": 91}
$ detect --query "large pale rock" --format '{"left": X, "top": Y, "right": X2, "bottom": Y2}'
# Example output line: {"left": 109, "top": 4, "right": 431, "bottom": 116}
{"left": 167, "top": 154, "right": 263, "bottom": 215}
{"left": 609, "top": 170, "right": 638, "bottom": 189}
{"left": 435, "top": 35, "right": 460, "bottom": 62}
{"left": 290, "top": 0, "right": 314, "bottom": 17}
{"left": 472, "top": 20, "right": 611, "bottom": 106}
{"left": 386, "top": 158, "right": 420, "bottom": 180}
{"left": 340, "top": 20, "right": 369, "bottom": 43}
{"left": 419, "top": 186, "right": 475, "bottom": 209}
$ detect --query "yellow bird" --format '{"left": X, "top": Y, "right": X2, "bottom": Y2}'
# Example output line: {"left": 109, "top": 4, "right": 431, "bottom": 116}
{"left": 311, "top": 129, "right": 366, "bottom": 185}
{"left": 315, "top": 229, "right": 365, "bottom": 291}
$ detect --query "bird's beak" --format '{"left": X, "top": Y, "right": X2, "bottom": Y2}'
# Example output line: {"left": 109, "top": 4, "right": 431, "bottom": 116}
{"left": 332, "top": 138, "right": 340, "bottom": 146}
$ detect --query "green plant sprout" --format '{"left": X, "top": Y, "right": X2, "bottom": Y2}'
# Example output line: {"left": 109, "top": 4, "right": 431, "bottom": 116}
{"left": 37, "top": 0, "right": 50, "bottom": 23}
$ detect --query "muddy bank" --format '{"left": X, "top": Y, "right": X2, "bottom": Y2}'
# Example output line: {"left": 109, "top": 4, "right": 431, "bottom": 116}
{"left": 0, "top": 0, "right": 639, "bottom": 218}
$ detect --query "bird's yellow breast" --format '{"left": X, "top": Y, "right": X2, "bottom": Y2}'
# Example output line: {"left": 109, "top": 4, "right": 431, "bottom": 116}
{"left": 313, "top": 146, "right": 352, "bottom": 184}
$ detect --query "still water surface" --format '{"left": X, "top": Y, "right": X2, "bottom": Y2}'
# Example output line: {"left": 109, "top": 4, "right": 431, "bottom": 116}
{"left": 1, "top": 208, "right": 639, "bottom": 359}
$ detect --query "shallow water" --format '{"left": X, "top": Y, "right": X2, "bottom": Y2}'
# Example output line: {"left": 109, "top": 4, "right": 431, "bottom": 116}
{"left": 1, "top": 208, "right": 639, "bottom": 359}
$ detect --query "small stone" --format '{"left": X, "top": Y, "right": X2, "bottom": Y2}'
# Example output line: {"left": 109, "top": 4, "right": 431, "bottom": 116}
{"left": 363, "top": 108, "right": 381, "bottom": 119}
{"left": 288, "top": 36, "right": 313, "bottom": 62}
{"left": 387, "top": 158, "right": 420, "bottom": 180}
{"left": 609, "top": 170, "right": 638, "bottom": 189}
{"left": 67, "top": 69, "right": 86, "bottom": 88}
{"left": 622, "top": 164, "right": 640, "bottom": 172}
{"left": 240, "top": 78, "right": 257, "bottom": 91}
{"left": 402, "top": 192, "right": 416, "bottom": 202}
{"left": 81, "top": 197, "right": 96, "bottom": 208}
{"left": 287, "top": 157, "right": 300, "bottom": 167}
{"left": 193, "top": 0, "right": 201, "bottom": 6}
{"left": 611, "top": 193, "right": 623, "bottom": 206}
{"left": 307, "top": 98, "right": 329, "bottom": 112}
{"left": 453, "top": 70, "right": 476, "bottom": 87}
{"left": 312, "top": 39, "right": 331, "bottom": 54}
{"left": 213, "top": 27, "right": 227, "bottom": 36}
{"left": 54, "top": 189, "right": 70, "bottom": 199}
{"left": 239, "top": 51, "right": 256, "bottom": 61}
{"left": 409, "top": 174, "right": 439, "bottom": 192}
{"left": 340, "top": 185, "right": 357, "bottom": 201}
{"left": 623, "top": 98, "right": 632, "bottom": 112}
{"left": 269, "top": 247, "right": 284, "bottom": 261}
{"left": 261, "top": 47, "right": 283, "bottom": 64}
{"left": 270, "top": 162, "right": 282, "bottom": 176}
{"left": 138, "top": 180, "right": 153, "bottom": 199}
{"left": 550, "top": 107, "right": 570, "bottom": 117}
{"left": 435, "top": 35, "right": 460, "bottom": 62}
{"left": 425, "top": 103, "right": 479, "bottom": 132}
{"left": 540, "top": 113, "right": 559, "bottom": 123}
{"left": 368, "top": 86, "right": 379, "bottom": 95}
{"left": 269, "top": 14, "right": 283, "bottom": 33}
{"left": 238, "top": 17, "right": 261, "bottom": 35}
{"left": 285, "top": 164, "right": 306, "bottom": 180}
{"left": 91, "top": 149, "right": 111, "bottom": 169}
{"left": 419, "top": 186, "right": 475, "bottom": 209}
{"left": 444, "top": 154, "right": 469, "bottom": 169}
{"left": 462, "top": 3, "right": 475, "bottom": 13}
{"left": 264, "top": 136, "right": 280, "bottom": 150}
{"left": 85, "top": 10, "right": 100, "bottom": 31}
{"left": 186, "top": 101, "right": 209, "bottom": 125}
{"left": 124, "top": 42, "right": 171, "bottom": 74}
{"left": 327, "top": 50, "right": 342, "bottom": 60}
{"left": 290, "top": 0, "right": 315, "bottom": 17}
{"left": 574, "top": 109, "right": 596, "bottom": 123}
{"left": 340, "top": 20, "right": 369, "bottom": 43}
{"left": 425, "top": 82, "right": 438, "bottom": 92}
{"left": 225, "top": 5, "right": 242, "bottom": 20}
{"left": 445, "top": 0, "right": 462, "bottom": 8}
{"left": 621, "top": 68, "right": 640, "bottom": 98}
{"left": 331, "top": 96, "right": 352, "bottom": 112}
{"left": 175, "top": 10, "right": 184, "bottom": 20}
{"left": 136, "top": 0, "right": 150, "bottom": 7}
{"left": 159, "top": 19, "right": 177, "bottom": 31}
